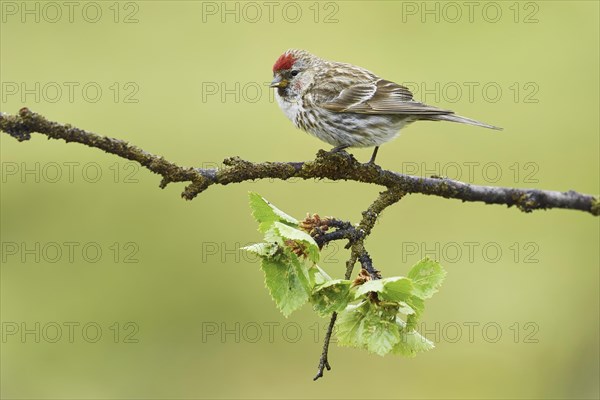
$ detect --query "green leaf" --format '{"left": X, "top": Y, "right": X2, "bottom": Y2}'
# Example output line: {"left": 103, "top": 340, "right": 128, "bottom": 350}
{"left": 354, "top": 279, "right": 385, "bottom": 298}
{"left": 360, "top": 314, "right": 401, "bottom": 356}
{"left": 406, "top": 295, "right": 425, "bottom": 316}
{"left": 260, "top": 254, "right": 310, "bottom": 317}
{"left": 309, "top": 265, "right": 332, "bottom": 287}
{"left": 392, "top": 324, "right": 434, "bottom": 357}
{"left": 272, "top": 222, "right": 320, "bottom": 263}
{"left": 407, "top": 257, "right": 447, "bottom": 299}
{"left": 396, "top": 301, "right": 416, "bottom": 315}
{"left": 241, "top": 242, "right": 279, "bottom": 258}
{"left": 248, "top": 192, "right": 298, "bottom": 233}
{"left": 311, "top": 279, "right": 353, "bottom": 317}
{"left": 354, "top": 277, "right": 414, "bottom": 303}
{"left": 336, "top": 301, "right": 401, "bottom": 356}
{"left": 380, "top": 277, "right": 415, "bottom": 302}
{"left": 336, "top": 302, "right": 369, "bottom": 350}
{"left": 403, "top": 296, "right": 425, "bottom": 330}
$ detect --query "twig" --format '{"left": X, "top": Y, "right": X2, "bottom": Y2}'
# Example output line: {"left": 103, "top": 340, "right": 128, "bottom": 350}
{"left": 345, "top": 187, "right": 406, "bottom": 279}
{"left": 313, "top": 188, "right": 404, "bottom": 380}
{"left": 358, "top": 251, "right": 380, "bottom": 280}
{"left": 1, "top": 108, "right": 597, "bottom": 215}
{"left": 313, "top": 312, "right": 337, "bottom": 381}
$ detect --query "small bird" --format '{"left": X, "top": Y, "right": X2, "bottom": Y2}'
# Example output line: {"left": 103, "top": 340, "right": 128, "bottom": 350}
{"left": 270, "top": 49, "right": 501, "bottom": 164}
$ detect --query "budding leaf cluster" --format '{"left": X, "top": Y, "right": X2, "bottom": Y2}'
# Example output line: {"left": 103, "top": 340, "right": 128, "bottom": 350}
{"left": 336, "top": 260, "right": 446, "bottom": 357}
{"left": 243, "top": 192, "right": 446, "bottom": 357}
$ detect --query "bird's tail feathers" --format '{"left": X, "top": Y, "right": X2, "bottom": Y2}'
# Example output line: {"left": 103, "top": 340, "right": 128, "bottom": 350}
{"left": 425, "top": 113, "right": 502, "bottom": 130}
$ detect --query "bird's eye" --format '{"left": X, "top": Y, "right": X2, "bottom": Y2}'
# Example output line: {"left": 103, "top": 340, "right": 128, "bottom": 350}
{"left": 291, "top": 70, "right": 299, "bottom": 77}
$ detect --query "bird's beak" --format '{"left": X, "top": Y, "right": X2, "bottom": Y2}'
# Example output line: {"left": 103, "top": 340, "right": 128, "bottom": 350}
{"left": 270, "top": 75, "right": 288, "bottom": 88}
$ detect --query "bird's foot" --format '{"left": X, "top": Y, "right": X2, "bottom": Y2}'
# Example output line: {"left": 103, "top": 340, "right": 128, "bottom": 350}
{"left": 330, "top": 145, "right": 350, "bottom": 153}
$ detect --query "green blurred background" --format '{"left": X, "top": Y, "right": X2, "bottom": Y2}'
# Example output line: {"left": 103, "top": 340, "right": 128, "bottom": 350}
{"left": 1, "top": 1, "right": 598, "bottom": 398}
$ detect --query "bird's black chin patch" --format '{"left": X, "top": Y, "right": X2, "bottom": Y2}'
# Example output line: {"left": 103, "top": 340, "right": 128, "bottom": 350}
{"left": 277, "top": 86, "right": 290, "bottom": 98}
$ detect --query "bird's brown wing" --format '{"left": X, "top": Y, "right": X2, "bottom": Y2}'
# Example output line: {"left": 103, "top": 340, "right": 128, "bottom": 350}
{"left": 321, "top": 79, "right": 453, "bottom": 115}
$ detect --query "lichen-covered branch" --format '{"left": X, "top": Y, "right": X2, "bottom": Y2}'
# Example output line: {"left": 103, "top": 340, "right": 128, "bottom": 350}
{"left": 1, "top": 108, "right": 597, "bottom": 215}
{"left": 3, "top": 107, "right": 598, "bottom": 381}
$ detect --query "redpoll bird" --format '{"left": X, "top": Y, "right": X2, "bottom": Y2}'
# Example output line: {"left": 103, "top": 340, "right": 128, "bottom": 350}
{"left": 270, "top": 49, "right": 501, "bottom": 163}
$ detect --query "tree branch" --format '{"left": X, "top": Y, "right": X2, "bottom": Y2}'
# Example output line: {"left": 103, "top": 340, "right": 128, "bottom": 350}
{"left": 2, "top": 108, "right": 598, "bottom": 381}
{"left": 1, "top": 108, "right": 597, "bottom": 215}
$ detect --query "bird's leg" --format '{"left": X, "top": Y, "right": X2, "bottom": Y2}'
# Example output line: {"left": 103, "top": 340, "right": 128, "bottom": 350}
{"left": 367, "top": 146, "right": 380, "bottom": 165}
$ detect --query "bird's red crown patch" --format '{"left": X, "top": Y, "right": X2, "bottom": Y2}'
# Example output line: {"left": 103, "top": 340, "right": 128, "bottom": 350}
{"left": 273, "top": 53, "right": 295, "bottom": 72}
